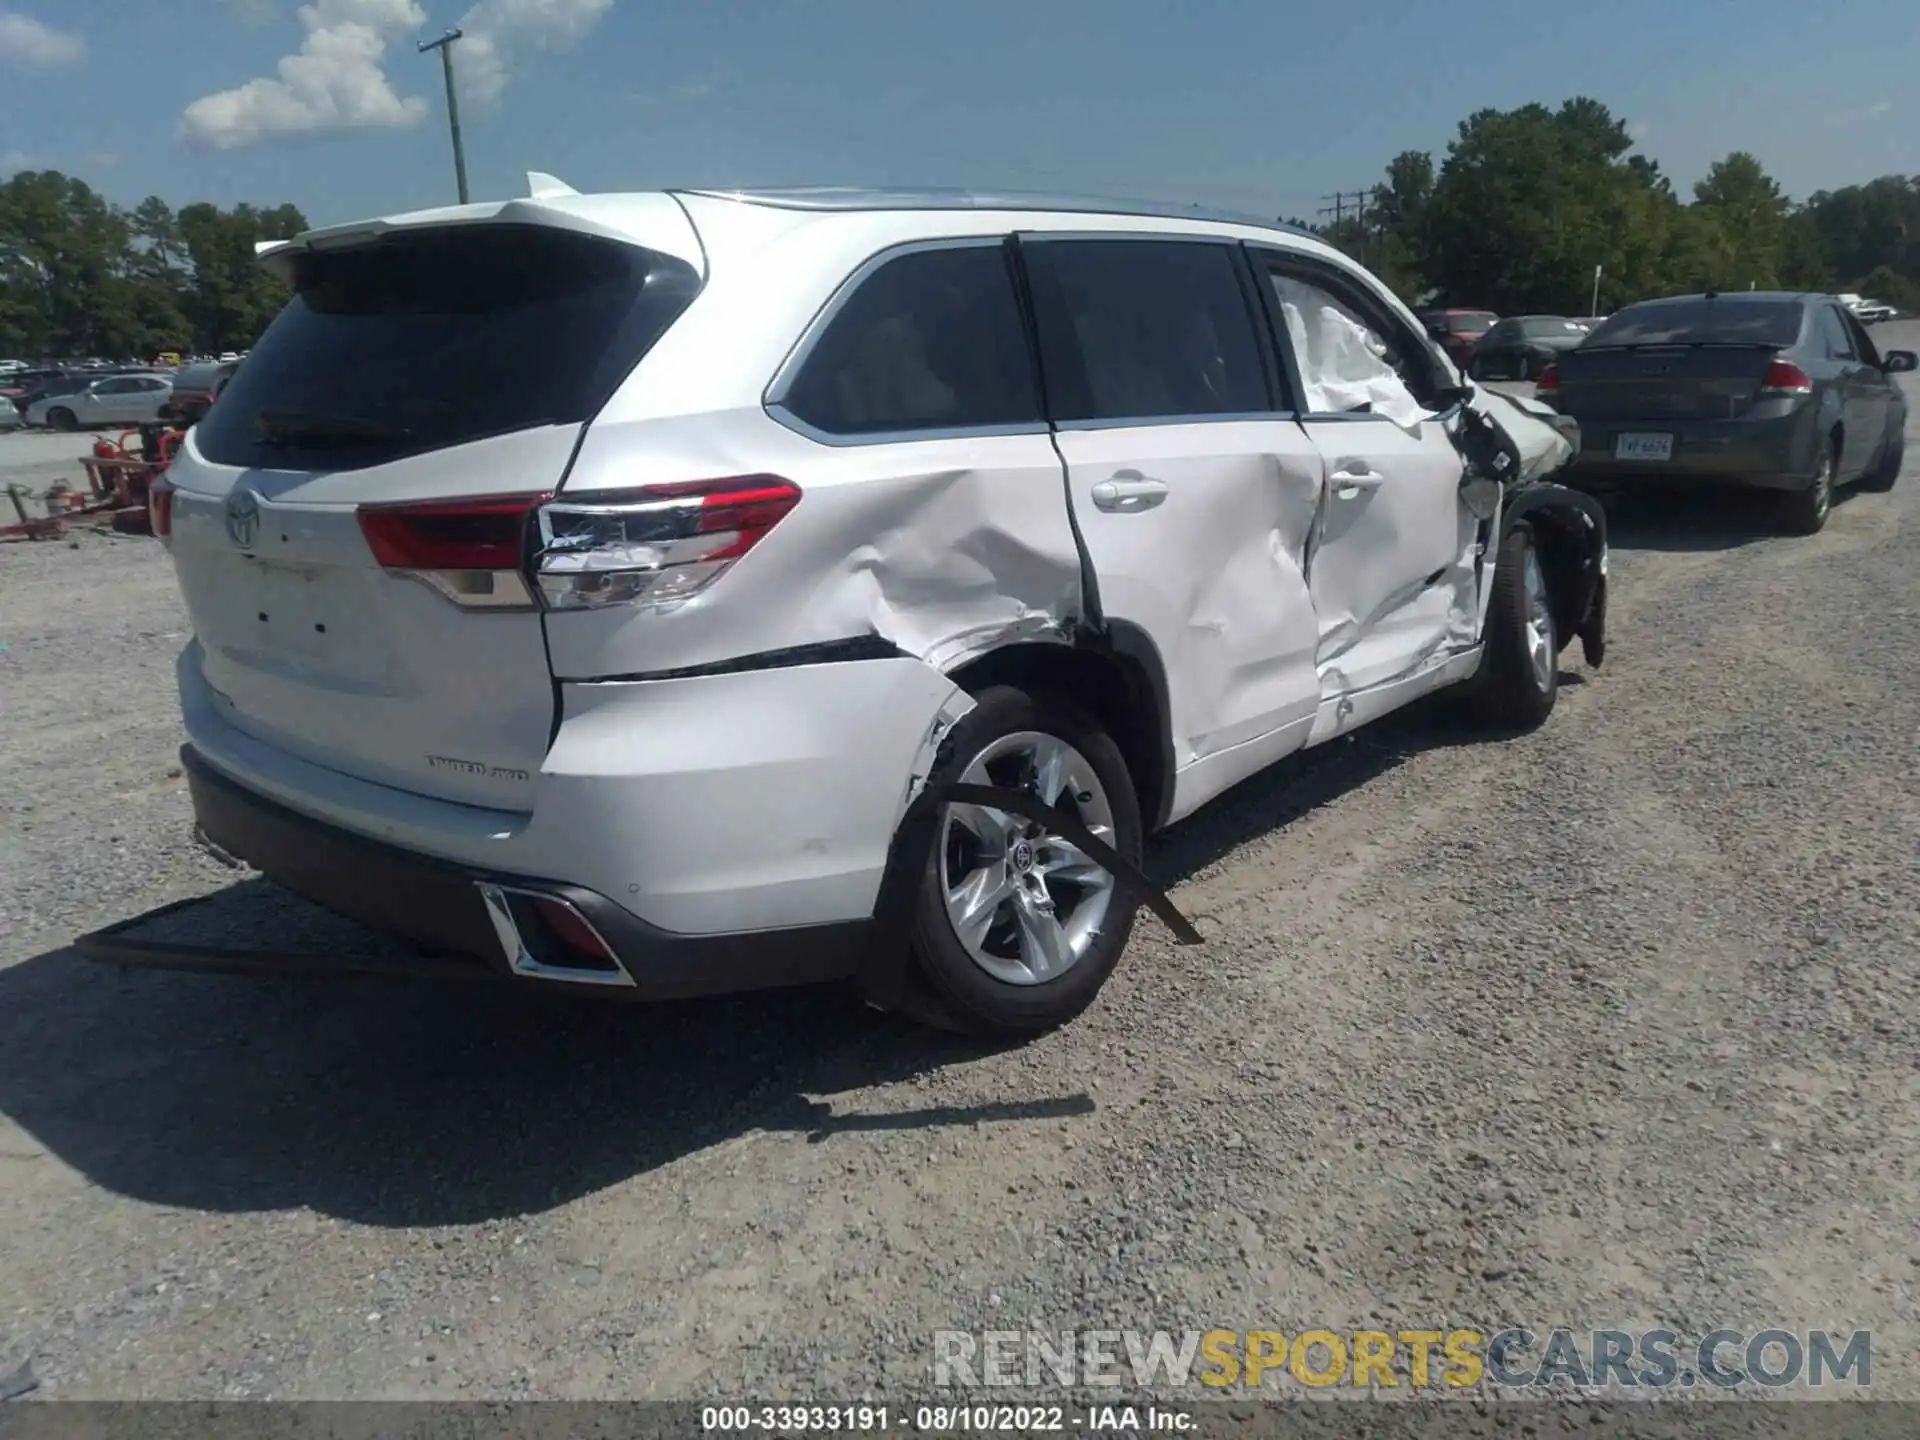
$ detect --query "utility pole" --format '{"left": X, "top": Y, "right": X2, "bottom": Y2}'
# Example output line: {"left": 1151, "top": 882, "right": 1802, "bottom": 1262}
{"left": 1319, "top": 190, "right": 1371, "bottom": 264}
{"left": 419, "top": 28, "right": 470, "bottom": 204}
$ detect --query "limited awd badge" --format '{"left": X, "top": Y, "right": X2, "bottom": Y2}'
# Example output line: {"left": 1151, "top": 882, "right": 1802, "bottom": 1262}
{"left": 225, "top": 490, "right": 260, "bottom": 548}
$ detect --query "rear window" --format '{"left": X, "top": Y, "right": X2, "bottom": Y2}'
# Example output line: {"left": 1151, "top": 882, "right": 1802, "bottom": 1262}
{"left": 196, "top": 224, "right": 701, "bottom": 471}
{"left": 1584, "top": 298, "right": 1805, "bottom": 349}
{"left": 1519, "top": 317, "right": 1583, "bottom": 339}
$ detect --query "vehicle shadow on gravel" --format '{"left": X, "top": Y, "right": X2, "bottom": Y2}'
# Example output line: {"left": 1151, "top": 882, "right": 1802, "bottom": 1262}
{"left": 0, "top": 697, "right": 1551, "bottom": 1227}
{"left": 0, "top": 926, "right": 1053, "bottom": 1225}
{"left": 1145, "top": 688, "right": 1578, "bottom": 888}
{"left": 1591, "top": 487, "right": 1811, "bottom": 552}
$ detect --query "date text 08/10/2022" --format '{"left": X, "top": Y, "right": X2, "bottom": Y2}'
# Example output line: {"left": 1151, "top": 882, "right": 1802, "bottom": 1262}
{"left": 702, "top": 1404, "right": 1195, "bottom": 1432}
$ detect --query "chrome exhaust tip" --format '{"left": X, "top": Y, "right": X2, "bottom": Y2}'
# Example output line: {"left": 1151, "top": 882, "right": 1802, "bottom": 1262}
{"left": 476, "top": 883, "right": 637, "bottom": 988}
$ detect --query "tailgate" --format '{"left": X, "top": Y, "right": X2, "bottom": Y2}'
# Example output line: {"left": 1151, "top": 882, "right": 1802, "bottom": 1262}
{"left": 164, "top": 216, "right": 702, "bottom": 810}
{"left": 1554, "top": 344, "right": 1782, "bottom": 421}
{"left": 168, "top": 428, "right": 580, "bottom": 810}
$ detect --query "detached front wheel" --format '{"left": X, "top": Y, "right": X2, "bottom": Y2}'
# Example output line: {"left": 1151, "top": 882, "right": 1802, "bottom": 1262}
{"left": 900, "top": 686, "right": 1142, "bottom": 1036}
{"left": 1460, "top": 523, "right": 1558, "bottom": 730}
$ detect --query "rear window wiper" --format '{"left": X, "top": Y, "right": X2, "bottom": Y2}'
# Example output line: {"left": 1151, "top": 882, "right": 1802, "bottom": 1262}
{"left": 254, "top": 409, "right": 413, "bottom": 447}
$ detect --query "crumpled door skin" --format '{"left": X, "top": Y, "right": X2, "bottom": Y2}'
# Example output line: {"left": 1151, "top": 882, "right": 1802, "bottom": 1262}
{"left": 545, "top": 417, "right": 1088, "bottom": 683}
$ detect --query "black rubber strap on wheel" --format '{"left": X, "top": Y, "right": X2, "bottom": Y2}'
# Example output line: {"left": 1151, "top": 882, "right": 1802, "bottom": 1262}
{"left": 861, "top": 778, "right": 1202, "bottom": 1008}
{"left": 937, "top": 783, "right": 1202, "bottom": 945}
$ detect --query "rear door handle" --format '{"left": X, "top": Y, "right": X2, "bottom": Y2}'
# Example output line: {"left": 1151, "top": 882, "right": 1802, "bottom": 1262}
{"left": 1332, "top": 466, "right": 1386, "bottom": 497}
{"left": 1091, "top": 476, "right": 1169, "bottom": 512}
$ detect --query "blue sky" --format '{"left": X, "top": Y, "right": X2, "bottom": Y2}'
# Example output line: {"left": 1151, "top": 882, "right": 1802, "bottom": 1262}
{"left": 1, "top": 0, "right": 1912, "bottom": 229}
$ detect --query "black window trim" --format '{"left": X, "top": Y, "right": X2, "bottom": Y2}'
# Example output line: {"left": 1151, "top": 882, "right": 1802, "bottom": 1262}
{"left": 1246, "top": 243, "right": 1448, "bottom": 424}
{"left": 1820, "top": 303, "right": 1858, "bottom": 361}
{"left": 762, "top": 234, "right": 1051, "bottom": 448}
{"left": 1016, "top": 230, "right": 1293, "bottom": 432}
{"left": 1839, "top": 307, "right": 1880, "bottom": 366}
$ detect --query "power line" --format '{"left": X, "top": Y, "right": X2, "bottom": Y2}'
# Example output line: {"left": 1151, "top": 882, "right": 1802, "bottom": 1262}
{"left": 1318, "top": 190, "right": 1375, "bottom": 263}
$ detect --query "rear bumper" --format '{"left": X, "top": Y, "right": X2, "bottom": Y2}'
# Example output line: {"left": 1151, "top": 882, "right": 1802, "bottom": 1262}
{"left": 89, "top": 745, "right": 869, "bottom": 1000}
{"left": 1568, "top": 410, "right": 1818, "bottom": 490}
{"left": 176, "top": 641, "right": 967, "bottom": 936}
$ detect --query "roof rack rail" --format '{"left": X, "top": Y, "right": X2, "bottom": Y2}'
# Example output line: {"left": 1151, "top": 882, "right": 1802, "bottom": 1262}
{"left": 676, "top": 186, "right": 1321, "bottom": 238}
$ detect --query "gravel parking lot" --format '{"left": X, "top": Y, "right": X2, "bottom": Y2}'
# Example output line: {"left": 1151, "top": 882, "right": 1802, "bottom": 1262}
{"left": 2, "top": 336, "right": 1917, "bottom": 1402}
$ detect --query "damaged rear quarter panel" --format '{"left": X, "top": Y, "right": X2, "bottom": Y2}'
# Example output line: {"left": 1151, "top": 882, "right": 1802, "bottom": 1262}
{"left": 542, "top": 409, "right": 1085, "bottom": 680}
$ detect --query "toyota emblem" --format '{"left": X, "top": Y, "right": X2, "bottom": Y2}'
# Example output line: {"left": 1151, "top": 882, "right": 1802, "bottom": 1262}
{"left": 225, "top": 490, "right": 260, "bottom": 548}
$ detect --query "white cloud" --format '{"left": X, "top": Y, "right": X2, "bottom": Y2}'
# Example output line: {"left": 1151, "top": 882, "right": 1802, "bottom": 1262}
{"left": 453, "top": 0, "right": 613, "bottom": 110}
{"left": 178, "top": 0, "right": 429, "bottom": 150}
{"left": 0, "top": 10, "right": 86, "bottom": 67}
{"left": 1625, "top": 120, "right": 1652, "bottom": 143}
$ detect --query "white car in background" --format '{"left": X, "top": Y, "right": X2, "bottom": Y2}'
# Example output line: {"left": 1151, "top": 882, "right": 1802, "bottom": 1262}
{"left": 133, "top": 182, "right": 1607, "bottom": 1037}
{"left": 26, "top": 372, "right": 174, "bottom": 430}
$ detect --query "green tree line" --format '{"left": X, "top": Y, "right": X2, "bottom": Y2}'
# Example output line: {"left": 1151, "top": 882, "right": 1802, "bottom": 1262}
{"left": 1308, "top": 97, "right": 1920, "bottom": 316}
{"left": 0, "top": 169, "right": 306, "bottom": 359}
{"left": 4, "top": 95, "right": 1916, "bottom": 356}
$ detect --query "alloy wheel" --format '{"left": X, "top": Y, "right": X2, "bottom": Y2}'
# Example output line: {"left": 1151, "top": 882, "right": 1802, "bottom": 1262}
{"left": 1520, "top": 547, "right": 1555, "bottom": 693}
{"left": 937, "top": 731, "right": 1118, "bottom": 986}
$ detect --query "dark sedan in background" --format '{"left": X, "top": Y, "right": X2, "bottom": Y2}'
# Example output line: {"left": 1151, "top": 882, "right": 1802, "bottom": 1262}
{"left": 160, "top": 358, "right": 240, "bottom": 424}
{"left": 1468, "top": 315, "right": 1591, "bottom": 381}
{"left": 1539, "top": 292, "right": 1914, "bottom": 534}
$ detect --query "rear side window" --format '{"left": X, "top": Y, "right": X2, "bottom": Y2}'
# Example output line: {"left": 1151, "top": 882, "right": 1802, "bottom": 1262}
{"left": 1585, "top": 299, "right": 1804, "bottom": 349}
{"left": 1844, "top": 311, "right": 1883, "bottom": 366}
{"left": 1519, "top": 317, "right": 1582, "bottom": 339}
{"left": 1815, "top": 306, "right": 1856, "bottom": 359}
{"left": 778, "top": 243, "right": 1039, "bottom": 436}
{"left": 1025, "top": 239, "right": 1269, "bottom": 422}
{"left": 1448, "top": 313, "right": 1495, "bottom": 333}
{"left": 196, "top": 224, "right": 701, "bottom": 471}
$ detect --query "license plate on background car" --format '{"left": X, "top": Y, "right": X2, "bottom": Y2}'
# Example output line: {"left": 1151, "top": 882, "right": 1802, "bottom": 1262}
{"left": 1614, "top": 432, "right": 1674, "bottom": 462}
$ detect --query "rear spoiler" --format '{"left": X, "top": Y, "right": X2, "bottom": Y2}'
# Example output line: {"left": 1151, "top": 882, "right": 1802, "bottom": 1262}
{"left": 251, "top": 188, "right": 706, "bottom": 280}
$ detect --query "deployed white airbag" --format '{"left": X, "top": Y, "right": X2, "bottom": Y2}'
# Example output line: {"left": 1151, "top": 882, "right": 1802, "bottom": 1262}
{"left": 1271, "top": 275, "right": 1427, "bottom": 429}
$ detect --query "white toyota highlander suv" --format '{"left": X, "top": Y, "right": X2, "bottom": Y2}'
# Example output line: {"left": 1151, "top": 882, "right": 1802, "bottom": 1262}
{"left": 133, "top": 182, "right": 1607, "bottom": 1035}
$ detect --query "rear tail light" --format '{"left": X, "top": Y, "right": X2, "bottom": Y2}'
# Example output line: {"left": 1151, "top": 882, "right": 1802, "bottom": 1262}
{"left": 356, "top": 492, "right": 550, "bottom": 609}
{"left": 148, "top": 475, "right": 175, "bottom": 541}
{"left": 1535, "top": 362, "right": 1559, "bottom": 395}
{"left": 1760, "top": 358, "right": 1813, "bottom": 396}
{"left": 534, "top": 475, "right": 802, "bottom": 612}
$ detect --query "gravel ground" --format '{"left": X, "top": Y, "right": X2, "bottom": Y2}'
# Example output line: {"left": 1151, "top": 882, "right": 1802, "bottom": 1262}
{"left": 1, "top": 339, "right": 1917, "bottom": 1405}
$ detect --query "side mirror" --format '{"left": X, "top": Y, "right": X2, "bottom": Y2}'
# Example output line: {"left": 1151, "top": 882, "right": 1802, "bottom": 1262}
{"left": 1883, "top": 350, "right": 1917, "bottom": 374}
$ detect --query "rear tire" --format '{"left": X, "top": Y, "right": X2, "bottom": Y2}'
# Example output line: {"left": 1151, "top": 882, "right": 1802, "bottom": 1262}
{"left": 895, "top": 685, "right": 1143, "bottom": 1037}
{"left": 1858, "top": 423, "right": 1903, "bottom": 493}
{"left": 1459, "top": 523, "right": 1558, "bottom": 730}
{"left": 47, "top": 407, "right": 76, "bottom": 432}
{"left": 1781, "top": 438, "right": 1837, "bottom": 534}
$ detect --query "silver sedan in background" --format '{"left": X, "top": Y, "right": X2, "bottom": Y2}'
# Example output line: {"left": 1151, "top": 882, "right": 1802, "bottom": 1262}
{"left": 25, "top": 373, "right": 174, "bottom": 431}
